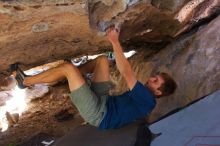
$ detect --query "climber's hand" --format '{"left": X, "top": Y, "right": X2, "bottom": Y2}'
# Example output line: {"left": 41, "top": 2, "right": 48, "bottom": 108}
{"left": 106, "top": 27, "right": 119, "bottom": 44}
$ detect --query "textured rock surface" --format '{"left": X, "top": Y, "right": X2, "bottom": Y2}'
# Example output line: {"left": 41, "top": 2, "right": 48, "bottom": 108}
{"left": 0, "top": 1, "right": 219, "bottom": 144}
{"left": 0, "top": 0, "right": 109, "bottom": 78}
{"left": 110, "top": 15, "right": 220, "bottom": 122}
{"left": 0, "top": 0, "right": 219, "bottom": 78}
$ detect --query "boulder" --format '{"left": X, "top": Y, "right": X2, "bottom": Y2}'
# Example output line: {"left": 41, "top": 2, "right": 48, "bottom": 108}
{"left": 0, "top": 0, "right": 219, "bottom": 78}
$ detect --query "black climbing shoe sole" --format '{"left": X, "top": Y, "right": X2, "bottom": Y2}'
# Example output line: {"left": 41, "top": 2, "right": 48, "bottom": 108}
{"left": 9, "top": 62, "right": 28, "bottom": 77}
{"left": 15, "top": 73, "right": 26, "bottom": 89}
{"left": 10, "top": 63, "right": 28, "bottom": 89}
{"left": 9, "top": 63, "right": 19, "bottom": 74}
{"left": 17, "top": 67, "right": 28, "bottom": 78}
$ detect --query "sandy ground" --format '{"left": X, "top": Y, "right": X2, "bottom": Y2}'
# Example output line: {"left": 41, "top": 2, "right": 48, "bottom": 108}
{"left": 0, "top": 83, "right": 85, "bottom": 146}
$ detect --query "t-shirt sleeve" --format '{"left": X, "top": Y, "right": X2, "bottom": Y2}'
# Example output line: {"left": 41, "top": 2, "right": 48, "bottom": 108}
{"left": 128, "top": 81, "right": 156, "bottom": 110}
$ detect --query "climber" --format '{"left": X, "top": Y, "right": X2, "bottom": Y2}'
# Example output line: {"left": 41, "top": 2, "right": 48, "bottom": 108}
{"left": 11, "top": 27, "right": 177, "bottom": 129}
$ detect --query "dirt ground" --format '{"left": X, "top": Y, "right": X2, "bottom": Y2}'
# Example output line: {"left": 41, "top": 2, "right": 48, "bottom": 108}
{"left": 0, "top": 83, "right": 85, "bottom": 146}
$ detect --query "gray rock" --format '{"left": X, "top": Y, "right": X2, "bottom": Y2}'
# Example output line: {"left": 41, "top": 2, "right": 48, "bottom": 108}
{"left": 32, "top": 22, "right": 49, "bottom": 33}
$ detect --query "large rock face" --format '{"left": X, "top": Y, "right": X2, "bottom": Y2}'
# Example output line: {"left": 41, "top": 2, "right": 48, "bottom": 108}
{"left": 0, "top": 0, "right": 219, "bottom": 123}
{"left": 0, "top": 2, "right": 219, "bottom": 145}
{"left": 0, "top": 0, "right": 108, "bottom": 78}
{"left": 110, "top": 15, "right": 220, "bottom": 122}
{"left": 0, "top": 0, "right": 219, "bottom": 78}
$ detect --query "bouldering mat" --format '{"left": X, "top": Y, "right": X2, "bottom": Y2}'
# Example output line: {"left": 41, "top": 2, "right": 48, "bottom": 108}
{"left": 54, "top": 123, "right": 139, "bottom": 146}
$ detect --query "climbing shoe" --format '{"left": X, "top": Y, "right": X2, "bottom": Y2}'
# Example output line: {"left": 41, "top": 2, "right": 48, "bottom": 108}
{"left": 15, "top": 73, "right": 26, "bottom": 89}
{"left": 10, "top": 63, "right": 27, "bottom": 89}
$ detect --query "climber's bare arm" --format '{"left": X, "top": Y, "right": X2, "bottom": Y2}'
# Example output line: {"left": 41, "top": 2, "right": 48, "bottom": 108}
{"left": 106, "top": 27, "right": 137, "bottom": 90}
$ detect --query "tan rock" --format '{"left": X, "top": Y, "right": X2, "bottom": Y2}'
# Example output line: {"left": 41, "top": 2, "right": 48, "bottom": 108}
{"left": 0, "top": 0, "right": 219, "bottom": 78}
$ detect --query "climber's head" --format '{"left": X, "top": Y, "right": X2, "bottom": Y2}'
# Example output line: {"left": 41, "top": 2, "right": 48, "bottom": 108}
{"left": 145, "top": 72, "right": 177, "bottom": 98}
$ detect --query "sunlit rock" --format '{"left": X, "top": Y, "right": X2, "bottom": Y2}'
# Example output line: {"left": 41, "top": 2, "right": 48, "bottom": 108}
{"left": 25, "top": 85, "right": 50, "bottom": 102}
{"left": 5, "top": 112, "right": 19, "bottom": 127}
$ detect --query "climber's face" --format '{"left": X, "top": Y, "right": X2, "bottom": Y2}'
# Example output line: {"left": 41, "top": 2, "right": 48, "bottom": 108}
{"left": 145, "top": 75, "right": 164, "bottom": 96}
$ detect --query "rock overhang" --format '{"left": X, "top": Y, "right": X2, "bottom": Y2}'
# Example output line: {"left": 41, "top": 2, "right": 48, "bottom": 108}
{"left": 0, "top": 0, "right": 219, "bottom": 78}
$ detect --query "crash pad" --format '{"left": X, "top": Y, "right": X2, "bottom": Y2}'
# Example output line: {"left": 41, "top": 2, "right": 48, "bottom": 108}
{"left": 54, "top": 123, "right": 139, "bottom": 146}
{"left": 150, "top": 90, "right": 220, "bottom": 146}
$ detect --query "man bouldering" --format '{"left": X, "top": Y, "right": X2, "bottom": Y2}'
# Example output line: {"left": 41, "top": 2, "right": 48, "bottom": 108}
{"left": 11, "top": 27, "right": 177, "bottom": 129}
